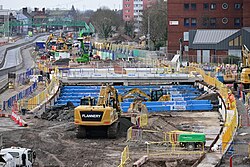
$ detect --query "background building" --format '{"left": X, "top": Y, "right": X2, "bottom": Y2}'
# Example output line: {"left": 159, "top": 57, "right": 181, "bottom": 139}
{"left": 123, "top": 0, "right": 158, "bottom": 33}
{"left": 167, "top": 0, "right": 250, "bottom": 63}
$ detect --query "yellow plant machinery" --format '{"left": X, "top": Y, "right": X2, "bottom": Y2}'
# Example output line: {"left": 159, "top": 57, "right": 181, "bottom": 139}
{"left": 74, "top": 85, "right": 121, "bottom": 138}
{"left": 241, "top": 45, "right": 250, "bottom": 89}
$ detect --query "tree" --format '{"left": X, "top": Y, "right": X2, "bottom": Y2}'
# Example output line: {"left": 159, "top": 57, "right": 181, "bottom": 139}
{"left": 141, "top": 1, "right": 167, "bottom": 50}
{"left": 124, "top": 21, "right": 135, "bottom": 38}
{"left": 90, "top": 8, "right": 122, "bottom": 39}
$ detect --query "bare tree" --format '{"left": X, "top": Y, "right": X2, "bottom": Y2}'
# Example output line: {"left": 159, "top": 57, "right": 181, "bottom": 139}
{"left": 90, "top": 8, "right": 122, "bottom": 39}
{"left": 141, "top": 1, "right": 167, "bottom": 50}
{"left": 124, "top": 21, "right": 135, "bottom": 38}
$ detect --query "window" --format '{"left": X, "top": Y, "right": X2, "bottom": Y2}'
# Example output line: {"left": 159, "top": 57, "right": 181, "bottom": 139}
{"left": 234, "top": 18, "right": 241, "bottom": 26}
{"left": 183, "top": 32, "right": 189, "bottom": 41}
{"left": 125, "top": 10, "right": 130, "bottom": 12}
{"left": 125, "top": 4, "right": 130, "bottom": 7}
{"left": 222, "top": 3, "right": 228, "bottom": 9}
{"left": 184, "top": 3, "right": 189, "bottom": 10}
{"left": 184, "top": 18, "right": 189, "bottom": 26}
{"left": 210, "top": 3, "right": 216, "bottom": 10}
{"left": 204, "top": 3, "right": 209, "bottom": 10}
{"left": 229, "top": 36, "right": 242, "bottom": 47}
{"left": 210, "top": 18, "right": 216, "bottom": 26}
{"left": 203, "top": 17, "right": 209, "bottom": 26}
{"left": 222, "top": 17, "right": 228, "bottom": 24}
{"left": 235, "top": 3, "right": 241, "bottom": 9}
{"left": 191, "top": 18, "right": 197, "bottom": 26}
{"left": 191, "top": 3, "right": 196, "bottom": 10}
{"left": 126, "top": 0, "right": 130, "bottom": 1}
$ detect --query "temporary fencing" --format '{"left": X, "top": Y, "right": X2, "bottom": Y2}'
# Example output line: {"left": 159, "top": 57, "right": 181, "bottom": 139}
{"left": 2, "top": 82, "right": 37, "bottom": 111}
{"left": 146, "top": 141, "right": 205, "bottom": 156}
{"left": 27, "top": 77, "right": 59, "bottom": 110}
{"left": 38, "top": 62, "right": 50, "bottom": 73}
{"left": 16, "top": 68, "right": 34, "bottom": 85}
{"left": 118, "top": 145, "right": 130, "bottom": 167}
{"left": 127, "top": 128, "right": 205, "bottom": 156}
{"left": 188, "top": 65, "right": 238, "bottom": 154}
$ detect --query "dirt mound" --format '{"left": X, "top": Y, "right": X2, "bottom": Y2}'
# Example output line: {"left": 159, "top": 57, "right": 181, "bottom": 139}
{"left": 195, "top": 92, "right": 218, "bottom": 103}
{"left": 41, "top": 106, "right": 74, "bottom": 122}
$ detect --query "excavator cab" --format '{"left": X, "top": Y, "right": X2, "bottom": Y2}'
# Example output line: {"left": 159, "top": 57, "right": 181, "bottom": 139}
{"left": 151, "top": 89, "right": 171, "bottom": 101}
{"left": 80, "top": 97, "right": 96, "bottom": 106}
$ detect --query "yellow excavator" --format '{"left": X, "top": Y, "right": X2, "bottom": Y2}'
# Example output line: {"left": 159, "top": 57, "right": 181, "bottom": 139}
{"left": 74, "top": 85, "right": 121, "bottom": 138}
{"left": 119, "top": 88, "right": 151, "bottom": 102}
{"left": 119, "top": 88, "right": 170, "bottom": 102}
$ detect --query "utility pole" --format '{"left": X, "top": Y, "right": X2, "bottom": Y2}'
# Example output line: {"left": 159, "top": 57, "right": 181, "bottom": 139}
{"left": 179, "top": 38, "right": 183, "bottom": 66}
{"left": 147, "top": 15, "right": 150, "bottom": 51}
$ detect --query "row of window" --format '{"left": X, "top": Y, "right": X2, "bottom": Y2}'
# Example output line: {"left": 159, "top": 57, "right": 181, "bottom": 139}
{"left": 124, "top": 4, "right": 143, "bottom": 7}
{"left": 184, "top": 3, "right": 242, "bottom": 10}
{"left": 183, "top": 18, "right": 241, "bottom": 27}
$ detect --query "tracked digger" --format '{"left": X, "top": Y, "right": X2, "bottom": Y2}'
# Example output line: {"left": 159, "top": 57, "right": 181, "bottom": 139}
{"left": 119, "top": 88, "right": 170, "bottom": 102}
{"left": 74, "top": 85, "right": 121, "bottom": 138}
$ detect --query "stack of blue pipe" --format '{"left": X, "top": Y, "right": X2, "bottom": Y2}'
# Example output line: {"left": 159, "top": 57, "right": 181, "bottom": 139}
{"left": 121, "top": 100, "right": 213, "bottom": 112}
{"left": 54, "top": 85, "right": 211, "bottom": 112}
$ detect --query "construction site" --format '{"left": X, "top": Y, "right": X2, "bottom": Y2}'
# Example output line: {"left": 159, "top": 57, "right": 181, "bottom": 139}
{"left": 0, "top": 27, "right": 250, "bottom": 167}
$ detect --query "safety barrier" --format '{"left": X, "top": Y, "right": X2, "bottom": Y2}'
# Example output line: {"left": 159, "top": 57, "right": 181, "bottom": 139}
{"left": 188, "top": 65, "right": 238, "bottom": 155}
{"left": 118, "top": 145, "right": 130, "bottom": 167}
{"left": 2, "top": 82, "right": 37, "bottom": 111}
{"left": 126, "top": 128, "right": 205, "bottom": 156}
{"left": 146, "top": 141, "right": 205, "bottom": 156}
{"left": 10, "top": 101, "right": 28, "bottom": 127}
{"left": 37, "top": 62, "right": 50, "bottom": 73}
{"left": 27, "top": 77, "right": 59, "bottom": 110}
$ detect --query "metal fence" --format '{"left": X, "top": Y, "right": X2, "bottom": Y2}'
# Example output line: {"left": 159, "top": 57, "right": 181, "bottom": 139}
{"left": 2, "top": 81, "right": 37, "bottom": 111}
{"left": 27, "top": 76, "right": 59, "bottom": 110}
{"left": 118, "top": 145, "right": 130, "bottom": 167}
{"left": 188, "top": 65, "right": 238, "bottom": 154}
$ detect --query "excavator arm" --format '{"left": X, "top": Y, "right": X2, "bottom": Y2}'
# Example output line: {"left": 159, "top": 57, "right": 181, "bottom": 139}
{"left": 97, "top": 85, "right": 121, "bottom": 112}
{"left": 121, "top": 88, "right": 151, "bottom": 101}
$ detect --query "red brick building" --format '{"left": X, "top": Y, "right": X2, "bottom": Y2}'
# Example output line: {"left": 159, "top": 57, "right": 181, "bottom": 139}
{"left": 167, "top": 0, "right": 250, "bottom": 54}
{"left": 123, "top": 0, "right": 158, "bottom": 21}
{"left": 123, "top": 0, "right": 134, "bottom": 21}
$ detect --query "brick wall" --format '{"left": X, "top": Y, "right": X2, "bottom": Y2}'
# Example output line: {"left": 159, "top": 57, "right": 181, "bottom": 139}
{"left": 167, "top": 0, "right": 244, "bottom": 53}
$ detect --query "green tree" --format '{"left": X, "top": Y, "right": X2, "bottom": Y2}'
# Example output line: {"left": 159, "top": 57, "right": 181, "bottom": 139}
{"left": 141, "top": 1, "right": 167, "bottom": 50}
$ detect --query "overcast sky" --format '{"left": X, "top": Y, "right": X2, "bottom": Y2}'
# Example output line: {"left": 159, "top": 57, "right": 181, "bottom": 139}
{"left": 1, "top": 0, "right": 122, "bottom": 11}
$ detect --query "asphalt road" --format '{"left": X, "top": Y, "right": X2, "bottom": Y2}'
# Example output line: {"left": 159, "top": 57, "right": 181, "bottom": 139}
{"left": 0, "top": 35, "right": 48, "bottom": 89}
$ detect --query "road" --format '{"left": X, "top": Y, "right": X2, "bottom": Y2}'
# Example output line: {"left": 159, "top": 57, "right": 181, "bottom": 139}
{"left": 1, "top": 48, "right": 21, "bottom": 69}
{"left": 0, "top": 35, "right": 48, "bottom": 88}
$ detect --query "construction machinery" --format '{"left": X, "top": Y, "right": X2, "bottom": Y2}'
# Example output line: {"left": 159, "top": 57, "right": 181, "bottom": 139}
{"left": 119, "top": 88, "right": 170, "bottom": 102}
{"left": 119, "top": 88, "right": 151, "bottom": 102}
{"left": 74, "top": 85, "right": 121, "bottom": 138}
{"left": 150, "top": 89, "right": 171, "bottom": 101}
{"left": 127, "top": 98, "right": 148, "bottom": 127}
{"left": 240, "top": 45, "right": 250, "bottom": 89}
{"left": 0, "top": 147, "right": 36, "bottom": 167}
{"left": 169, "top": 131, "right": 206, "bottom": 151}
{"left": 76, "top": 29, "right": 92, "bottom": 63}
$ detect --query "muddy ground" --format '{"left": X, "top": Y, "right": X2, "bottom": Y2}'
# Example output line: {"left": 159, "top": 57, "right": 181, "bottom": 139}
{"left": 0, "top": 111, "right": 220, "bottom": 167}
